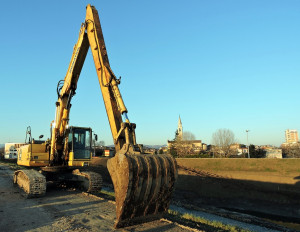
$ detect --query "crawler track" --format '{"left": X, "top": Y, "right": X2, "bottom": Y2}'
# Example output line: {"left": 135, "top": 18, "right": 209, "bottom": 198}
{"left": 79, "top": 171, "right": 103, "bottom": 193}
{"left": 14, "top": 169, "right": 46, "bottom": 198}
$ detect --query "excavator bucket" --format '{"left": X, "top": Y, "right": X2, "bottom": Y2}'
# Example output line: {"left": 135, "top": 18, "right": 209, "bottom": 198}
{"left": 107, "top": 153, "right": 177, "bottom": 228}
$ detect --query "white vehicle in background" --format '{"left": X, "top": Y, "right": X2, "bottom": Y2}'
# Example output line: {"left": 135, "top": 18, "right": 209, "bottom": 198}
{"left": 4, "top": 143, "right": 26, "bottom": 159}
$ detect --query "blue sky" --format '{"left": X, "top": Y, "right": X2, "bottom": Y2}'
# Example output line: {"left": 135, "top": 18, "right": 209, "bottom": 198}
{"left": 0, "top": 1, "right": 299, "bottom": 146}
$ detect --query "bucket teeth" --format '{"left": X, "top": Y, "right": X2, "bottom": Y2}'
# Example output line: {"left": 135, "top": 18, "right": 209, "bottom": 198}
{"left": 107, "top": 153, "right": 177, "bottom": 228}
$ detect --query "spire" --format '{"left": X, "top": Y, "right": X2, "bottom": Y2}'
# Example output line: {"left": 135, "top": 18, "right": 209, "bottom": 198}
{"left": 178, "top": 115, "right": 182, "bottom": 127}
{"left": 177, "top": 115, "right": 183, "bottom": 138}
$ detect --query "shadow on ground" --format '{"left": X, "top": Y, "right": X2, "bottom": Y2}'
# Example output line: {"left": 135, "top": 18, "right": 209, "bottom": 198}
{"left": 89, "top": 157, "right": 300, "bottom": 226}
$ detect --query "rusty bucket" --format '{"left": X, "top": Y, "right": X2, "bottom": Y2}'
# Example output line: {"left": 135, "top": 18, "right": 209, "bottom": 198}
{"left": 107, "top": 153, "right": 177, "bottom": 228}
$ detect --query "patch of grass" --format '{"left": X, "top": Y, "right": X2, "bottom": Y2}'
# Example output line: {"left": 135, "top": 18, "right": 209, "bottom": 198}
{"left": 0, "top": 160, "right": 24, "bottom": 170}
{"left": 96, "top": 189, "right": 115, "bottom": 201}
{"left": 264, "top": 168, "right": 276, "bottom": 172}
{"left": 101, "top": 189, "right": 115, "bottom": 197}
{"left": 167, "top": 209, "right": 250, "bottom": 232}
{"left": 265, "top": 218, "right": 300, "bottom": 231}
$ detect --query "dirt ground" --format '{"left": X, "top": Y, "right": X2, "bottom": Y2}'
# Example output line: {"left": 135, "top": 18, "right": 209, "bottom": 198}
{"left": 0, "top": 164, "right": 192, "bottom": 232}
{"left": 91, "top": 157, "right": 300, "bottom": 231}
{"left": 2, "top": 157, "right": 300, "bottom": 231}
{"left": 174, "top": 159, "right": 300, "bottom": 231}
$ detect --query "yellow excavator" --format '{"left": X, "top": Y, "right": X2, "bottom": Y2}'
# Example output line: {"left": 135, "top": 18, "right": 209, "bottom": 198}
{"left": 14, "top": 4, "right": 177, "bottom": 228}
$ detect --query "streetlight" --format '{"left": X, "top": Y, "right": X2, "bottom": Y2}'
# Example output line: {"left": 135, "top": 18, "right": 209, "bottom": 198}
{"left": 246, "top": 130, "right": 250, "bottom": 158}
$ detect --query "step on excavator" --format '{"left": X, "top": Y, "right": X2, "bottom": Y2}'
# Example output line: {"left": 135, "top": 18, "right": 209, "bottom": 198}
{"left": 13, "top": 4, "right": 177, "bottom": 228}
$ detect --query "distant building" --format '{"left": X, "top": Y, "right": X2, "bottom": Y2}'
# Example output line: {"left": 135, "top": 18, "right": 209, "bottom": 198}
{"left": 229, "top": 143, "right": 248, "bottom": 155}
{"left": 143, "top": 147, "right": 158, "bottom": 154}
{"left": 238, "top": 147, "right": 248, "bottom": 155}
{"left": 255, "top": 145, "right": 283, "bottom": 158}
{"left": 159, "top": 146, "right": 168, "bottom": 153}
{"left": 4, "top": 143, "right": 26, "bottom": 159}
{"left": 168, "top": 139, "right": 206, "bottom": 152}
{"left": 281, "top": 142, "right": 300, "bottom": 148}
{"left": 167, "top": 116, "right": 207, "bottom": 154}
{"left": 265, "top": 149, "right": 282, "bottom": 158}
{"left": 285, "top": 129, "right": 298, "bottom": 143}
{"left": 259, "top": 145, "right": 276, "bottom": 150}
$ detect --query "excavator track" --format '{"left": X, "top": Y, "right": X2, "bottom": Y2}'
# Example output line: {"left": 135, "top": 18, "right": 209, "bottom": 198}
{"left": 14, "top": 169, "right": 46, "bottom": 198}
{"left": 72, "top": 170, "right": 102, "bottom": 193}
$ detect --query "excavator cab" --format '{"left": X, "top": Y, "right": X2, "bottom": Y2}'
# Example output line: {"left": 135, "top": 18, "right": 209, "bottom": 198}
{"left": 67, "top": 126, "right": 92, "bottom": 167}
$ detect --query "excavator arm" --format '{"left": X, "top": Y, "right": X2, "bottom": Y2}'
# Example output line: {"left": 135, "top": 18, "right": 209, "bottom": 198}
{"left": 50, "top": 24, "right": 89, "bottom": 165}
{"left": 50, "top": 4, "right": 177, "bottom": 228}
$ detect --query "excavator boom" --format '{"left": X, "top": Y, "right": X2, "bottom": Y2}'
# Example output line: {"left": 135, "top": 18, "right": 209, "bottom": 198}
{"left": 50, "top": 24, "right": 89, "bottom": 165}
{"left": 84, "top": 5, "right": 177, "bottom": 227}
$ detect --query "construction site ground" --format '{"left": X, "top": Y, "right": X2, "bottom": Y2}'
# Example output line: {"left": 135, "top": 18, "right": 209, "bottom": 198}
{"left": 1, "top": 158, "right": 300, "bottom": 232}
{"left": 0, "top": 162, "right": 196, "bottom": 232}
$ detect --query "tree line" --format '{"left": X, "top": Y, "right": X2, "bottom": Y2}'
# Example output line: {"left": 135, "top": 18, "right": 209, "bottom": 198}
{"left": 168, "top": 128, "right": 298, "bottom": 158}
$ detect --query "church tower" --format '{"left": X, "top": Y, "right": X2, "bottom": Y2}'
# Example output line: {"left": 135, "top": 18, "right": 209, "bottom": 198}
{"left": 177, "top": 116, "right": 183, "bottom": 139}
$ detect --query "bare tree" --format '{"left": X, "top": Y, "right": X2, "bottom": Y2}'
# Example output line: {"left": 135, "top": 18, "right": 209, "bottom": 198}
{"left": 211, "top": 129, "right": 236, "bottom": 157}
{"left": 281, "top": 143, "right": 300, "bottom": 158}
{"left": 92, "top": 140, "right": 105, "bottom": 148}
{"left": 173, "top": 140, "right": 194, "bottom": 157}
{"left": 182, "top": 131, "right": 196, "bottom": 141}
{"left": 0, "top": 147, "right": 4, "bottom": 160}
{"left": 170, "top": 131, "right": 195, "bottom": 157}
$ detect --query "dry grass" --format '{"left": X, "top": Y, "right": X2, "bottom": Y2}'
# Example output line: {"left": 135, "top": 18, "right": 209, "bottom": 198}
{"left": 176, "top": 158, "right": 300, "bottom": 185}
{"left": 167, "top": 209, "right": 250, "bottom": 232}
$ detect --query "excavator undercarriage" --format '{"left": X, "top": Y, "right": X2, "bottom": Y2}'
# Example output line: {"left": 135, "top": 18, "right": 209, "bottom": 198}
{"left": 14, "top": 167, "right": 102, "bottom": 198}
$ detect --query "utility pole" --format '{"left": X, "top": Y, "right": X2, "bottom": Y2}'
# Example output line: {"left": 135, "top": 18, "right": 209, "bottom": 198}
{"left": 93, "top": 133, "right": 98, "bottom": 157}
{"left": 246, "top": 130, "right": 250, "bottom": 158}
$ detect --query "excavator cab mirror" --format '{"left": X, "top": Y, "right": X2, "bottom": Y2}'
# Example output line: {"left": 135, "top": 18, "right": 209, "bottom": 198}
{"left": 39, "top": 135, "right": 44, "bottom": 139}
